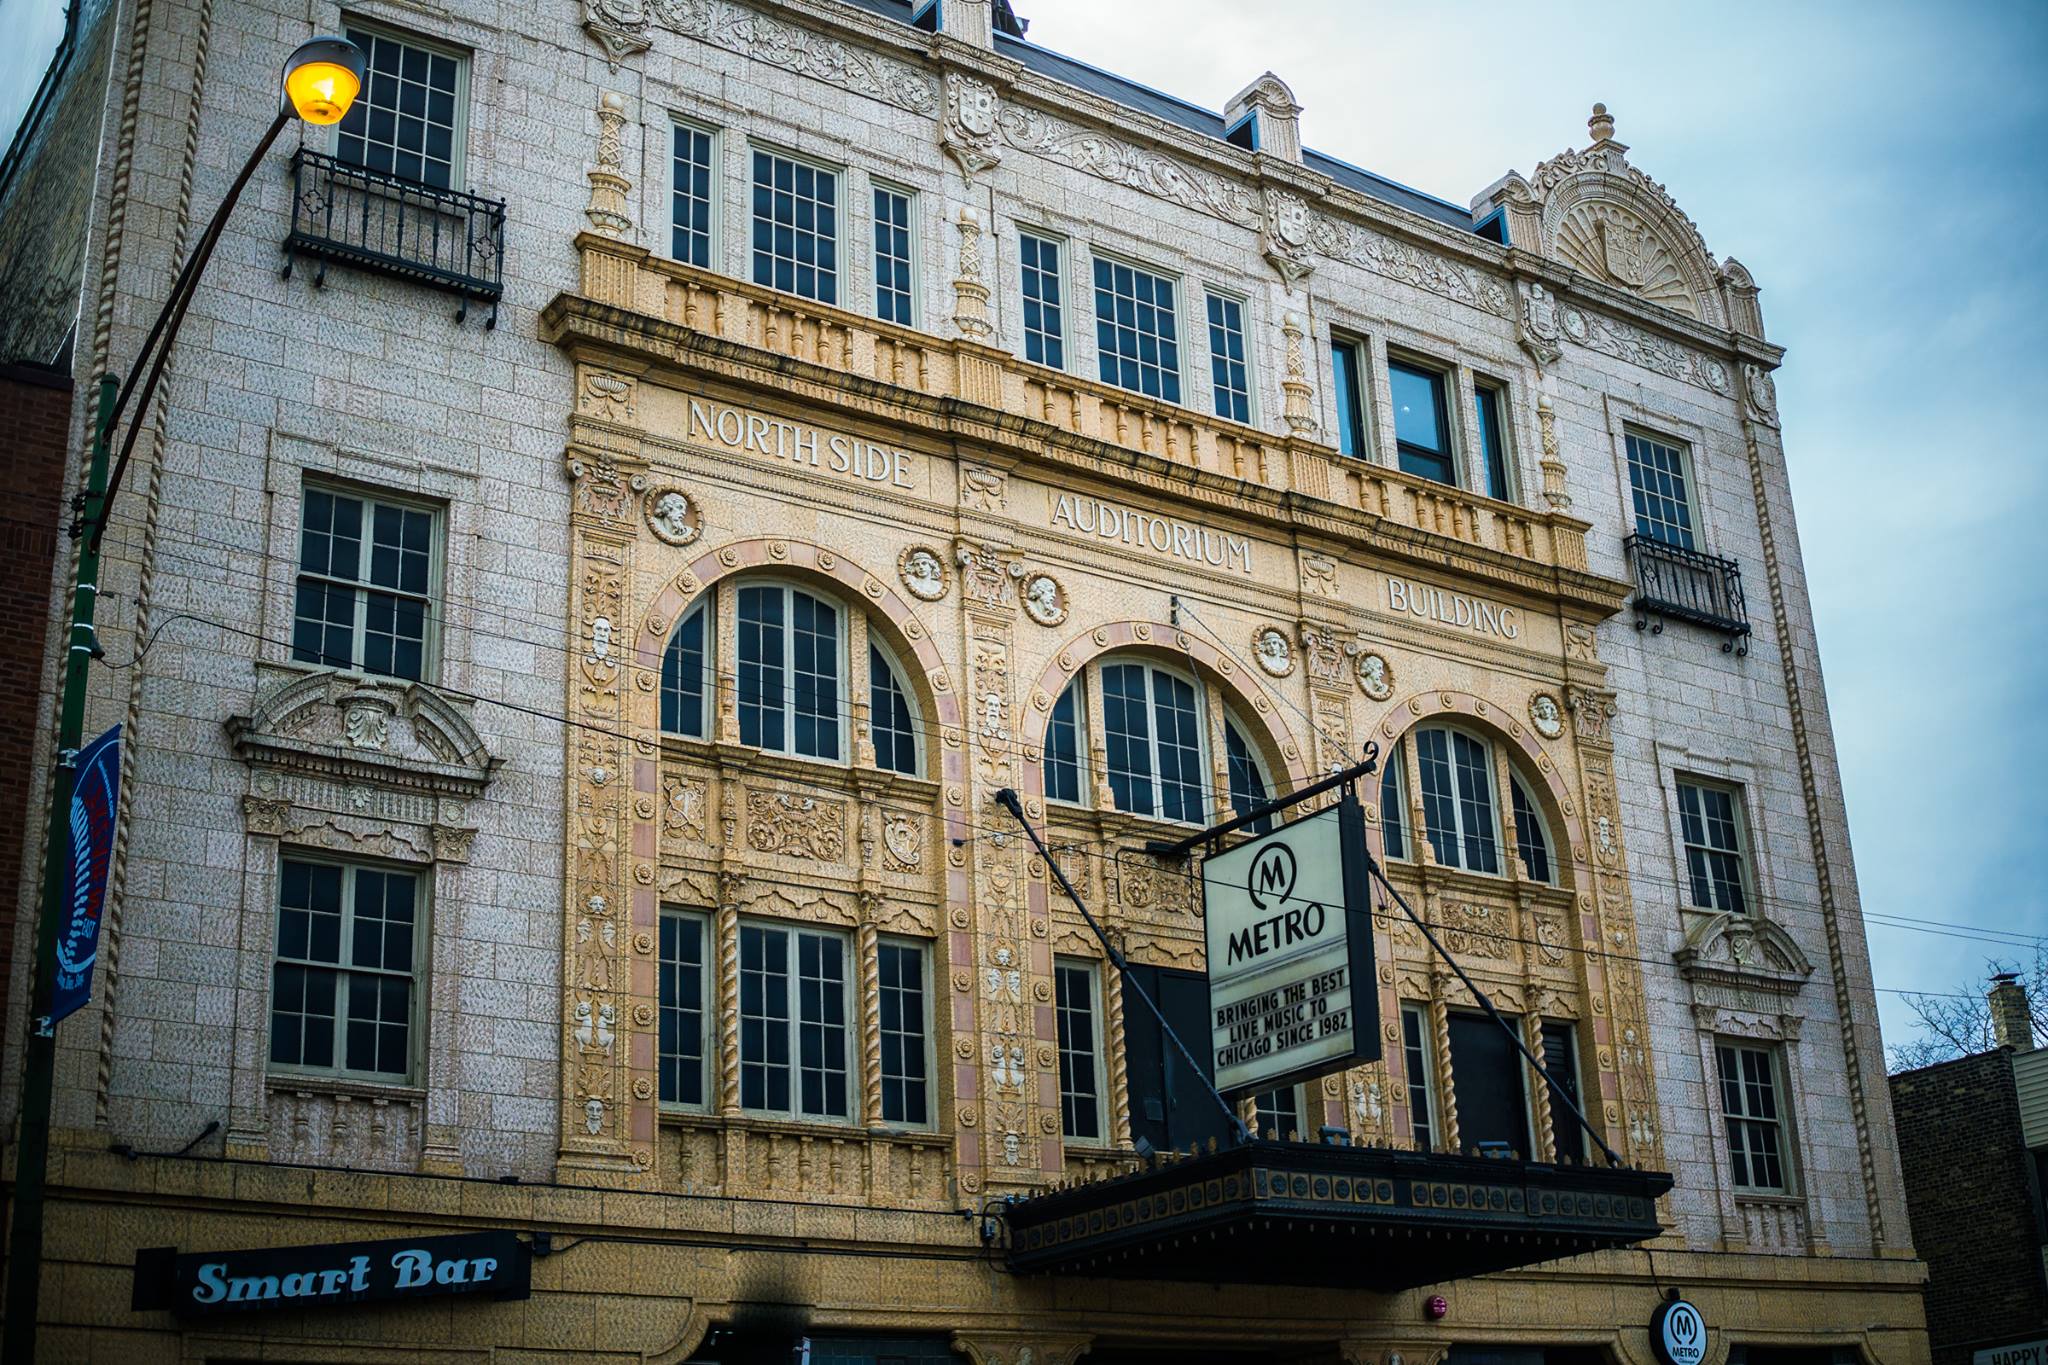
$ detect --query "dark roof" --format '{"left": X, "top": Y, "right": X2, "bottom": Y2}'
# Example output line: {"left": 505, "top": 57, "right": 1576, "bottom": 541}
{"left": 835, "top": 0, "right": 1482, "bottom": 232}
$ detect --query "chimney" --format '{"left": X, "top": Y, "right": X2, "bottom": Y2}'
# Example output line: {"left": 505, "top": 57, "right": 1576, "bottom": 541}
{"left": 1989, "top": 973, "right": 2036, "bottom": 1052}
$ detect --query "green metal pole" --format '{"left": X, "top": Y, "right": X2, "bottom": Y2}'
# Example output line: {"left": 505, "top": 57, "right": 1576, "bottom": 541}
{"left": 4, "top": 372, "right": 117, "bottom": 1362}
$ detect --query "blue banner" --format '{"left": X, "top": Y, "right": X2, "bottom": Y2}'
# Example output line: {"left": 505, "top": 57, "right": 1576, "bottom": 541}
{"left": 52, "top": 724, "right": 121, "bottom": 1026}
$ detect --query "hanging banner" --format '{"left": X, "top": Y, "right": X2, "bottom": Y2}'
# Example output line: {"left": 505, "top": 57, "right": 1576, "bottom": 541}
{"left": 51, "top": 723, "right": 121, "bottom": 1026}
{"left": 1202, "top": 793, "right": 1379, "bottom": 1097}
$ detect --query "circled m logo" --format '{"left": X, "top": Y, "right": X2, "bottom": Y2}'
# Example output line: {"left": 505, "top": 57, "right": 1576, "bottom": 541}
{"left": 1246, "top": 842, "right": 1297, "bottom": 910}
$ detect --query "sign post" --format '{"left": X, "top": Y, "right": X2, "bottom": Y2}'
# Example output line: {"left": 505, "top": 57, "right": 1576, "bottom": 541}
{"left": 1201, "top": 788, "right": 1379, "bottom": 1098}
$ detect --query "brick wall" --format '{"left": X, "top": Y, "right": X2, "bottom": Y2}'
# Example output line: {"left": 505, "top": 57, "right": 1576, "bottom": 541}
{"left": 1890, "top": 1051, "right": 2048, "bottom": 1365}
{"left": 0, "top": 363, "right": 73, "bottom": 1059}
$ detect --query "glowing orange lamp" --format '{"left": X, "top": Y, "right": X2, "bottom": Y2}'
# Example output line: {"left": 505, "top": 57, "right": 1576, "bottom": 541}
{"left": 282, "top": 37, "right": 365, "bottom": 125}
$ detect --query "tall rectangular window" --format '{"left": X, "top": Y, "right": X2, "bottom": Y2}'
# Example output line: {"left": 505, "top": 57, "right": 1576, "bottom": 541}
{"left": 335, "top": 25, "right": 466, "bottom": 190}
{"left": 751, "top": 149, "right": 838, "bottom": 304}
{"left": 872, "top": 183, "right": 915, "bottom": 325}
{"left": 1205, "top": 291, "right": 1251, "bottom": 423}
{"left": 1390, "top": 359, "right": 1455, "bottom": 485}
{"left": 1473, "top": 381, "right": 1511, "bottom": 501}
{"left": 1330, "top": 336, "right": 1368, "bottom": 458}
{"left": 1717, "top": 1042, "right": 1788, "bottom": 1192}
{"left": 1626, "top": 430, "right": 1697, "bottom": 548}
{"left": 1541, "top": 1021, "right": 1584, "bottom": 1165}
{"left": 1043, "top": 685, "right": 1083, "bottom": 804}
{"left": 270, "top": 858, "right": 420, "bottom": 1082}
{"left": 1019, "top": 231, "right": 1065, "bottom": 369}
{"left": 1447, "top": 1011, "right": 1530, "bottom": 1157}
{"left": 737, "top": 585, "right": 841, "bottom": 761}
{"left": 671, "top": 121, "right": 716, "bottom": 268}
{"left": 1093, "top": 256, "right": 1181, "bottom": 403}
{"left": 292, "top": 485, "right": 438, "bottom": 681}
{"left": 1253, "top": 1085, "right": 1301, "bottom": 1140}
{"left": 1055, "top": 959, "right": 1104, "bottom": 1142}
{"left": 739, "top": 921, "right": 852, "bottom": 1120}
{"left": 1380, "top": 742, "right": 1408, "bottom": 860}
{"left": 658, "top": 911, "right": 708, "bottom": 1106}
{"left": 1414, "top": 727, "right": 1500, "bottom": 874}
{"left": 1402, "top": 1004, "right": 1434, "bottom": 1151}
{"left": 877, "top": 940, "right": 930, "bottom": 1126}
{"left": 1677, "top": 778, "right": 1750, "bottom": 913}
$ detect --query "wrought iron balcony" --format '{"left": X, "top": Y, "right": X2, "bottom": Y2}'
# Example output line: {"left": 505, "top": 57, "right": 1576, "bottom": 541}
{"left": 1625, "top": 533, "right": 1751, "bottom": 654}
{"left": 283, "top": 148, "right": 506, "bottom": 326}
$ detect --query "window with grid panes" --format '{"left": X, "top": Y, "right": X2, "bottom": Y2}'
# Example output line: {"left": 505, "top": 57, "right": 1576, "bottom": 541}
{"left": 877, "top": 940, "right": 930, "bottom": 1125}
{"left": 1474, "top": 381, "right": 1512, "bottom": 501}
{"left": 1330, "top": 336, "right": 1369, "bottom": 458}
{"left": 1252, "top": 1085, "right": 1301, "bottom": 1139}
{"left": 1677, "top": 778, "right": 1749, "bottom": 913}
{"left": 737, "top": 583, "right": 842, "bottom": 761}
{"left": 1413, "top": 726, "right": 1500, "bottom": 874}
{"left": 1380, "top": 742, "right": 1408, "bottom": 859}
{"left": 1510, "top": 774, "right": 1554, "bottom": 883}
{"left": 1093, "top": 256, "right": 1181, "bottom": 402}
{"left": 1043, "top": 684, "right": 1083, "bottom": 804}
{"left": 738, "top": 921, "right": 852, "bottom": 1120}
{"left": 1401, "top": 1004, "right": 1434, "bottom": 1150}
{"left": 869, "top": 643, "right": 919, "bottom": 776}
{"left": 872, "top": 184, "right": 915, "bottom": 325}
{"left": 658, "top": 911, "right": 708, "bottom": 1106}
{"left": 335, "top": 26, "right": 464, "bottom": 190}
{"left": 1390, "top": 359, "right": 1455, "bottom": 485}
{"left": 1206, "top": 291, "right": 1251, "bottom": 422}
{"left": 1099, "top": 661, "right": 1205, "bottom": 823}
{"left": 1224, "top": 717, "right": 1271, "bottom": 833}
{"left": 661, "top": 601, "right": 709, "bottom": 738}
{"left": 1019, "top": 232, "right": 1066, "bottom": 369}
{"left": 1717, "top": 1042, "right": 1788, "bottom": 1191}
{"left": 671, "top": 121, "right": 716, "bottom": 268}
{"left": 270, "top": 858, "right": 420, "bottom": 1082}
{"left": 751, "top": 149, "right": 838, "bottom": 304}
{"left": 1625, "top": 430, "right": 1698, "bottom": 548}
{"left": 292, "top": 486, "right": 437, "bottom": 681}
{"left": 1055, "top": 959, "right": 1103, "bottom": 1141}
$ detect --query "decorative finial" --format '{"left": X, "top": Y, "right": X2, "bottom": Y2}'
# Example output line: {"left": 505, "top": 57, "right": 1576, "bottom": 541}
{"left": 1588, "top": 102, "right": 1615, "bottom": 144}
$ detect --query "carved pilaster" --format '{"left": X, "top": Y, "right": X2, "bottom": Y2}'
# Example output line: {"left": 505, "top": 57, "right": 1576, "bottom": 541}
{"left": 1536, "top": 390, "right": 1572, "bottom": 511}
{"left": 716, "top": 878, "right": 742, "bottom": 1117}
{"left": 585, "top": 91, "right": 634, "bottom": 239}
{"left": 858, "top": 900, "right": 884, "bottom": 1126}
{"left": 952, "top": 206, "right": 996, "bottom": 340}
{"left": 1526, "top": 1015, "right": 1556, "bottom": 1161}
{"left": 1279, "top": 310, "right": 1317, "bottom": 435}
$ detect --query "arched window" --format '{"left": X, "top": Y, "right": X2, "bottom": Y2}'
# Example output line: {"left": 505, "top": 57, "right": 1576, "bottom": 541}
{"left": 1510, "top": 773, "right": 1554, "bottom": 884}
{"left": 869, "top": 642, "right": 918, "bottom": 777}
{"left": 1379, "top": 743, "right": 1408, "bottom": 859}
{"left": 1041, "top": 657, "right": 1282, "bottom": 828}
{"left": 658, "top": 579, "right": 925, "bottom": 778}
{"left": 661, "top": 600, "right": 709, "bottom": 738}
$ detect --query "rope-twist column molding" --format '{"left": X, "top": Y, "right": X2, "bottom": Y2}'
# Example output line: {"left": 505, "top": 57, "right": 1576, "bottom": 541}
{"left": 97, "top": 0, "right": 217, "bottom": 1127}
{"left": 1429, "top": 990, "right": 1459, "bottom": 1155}
{"left": 716, "top": 897, "right": 741, "bottom": 1116}
{"left": 1103, "top": 954, "right": 1132, "bottom": 1149}
{"left": 1740, "top": 416, "right": 1885, "bottom": 1247}
{"left": 857, "top": 917, "right": 883, "bottom": 1126}
{"left": 1525, "top": 1016, "right": 1556, "bottom": 1161}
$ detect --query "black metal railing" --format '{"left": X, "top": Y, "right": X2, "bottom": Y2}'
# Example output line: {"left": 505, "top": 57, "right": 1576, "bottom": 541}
{"left": 1625, "top": 533, "right": 1751, "bottom": 654}
{"left": 283, "top": 148, "right": 506, "bottom": 326}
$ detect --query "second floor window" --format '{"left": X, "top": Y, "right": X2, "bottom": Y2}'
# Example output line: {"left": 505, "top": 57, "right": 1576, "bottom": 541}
{"left": 1414, "top": 726, "right": 1500, "bottom": 874}
{"left": 1717, "top": 1042, "right": 1789, "bottom": 1192}
{"left": 1224, "top": 720, "right": 1270, "bottom": 833}
{"left": 1390, "top": 359, "right": 1455, "bottom": 486}
{"left": 1094, "top": 256, "right": 1181, "bottom": 403}
{"left": 1542, "top": 1021, "right": 1584, "bottom": 1164}
{"left": 293, "top": 485, "right": 438, "bottom": 681}
{"left": 270, "top": 857, "right": 420, "bottom": 1083}
{"left": 1510, "top": 773, "right": 1554, "bottom": 884}
{"left": 1626, "top": 430, "right": 1697, "bottom": 548}
{"left": 872, "top": 183, "right": 915, "bottom": 325}
{"left": 1677, "top": 778, "right": 1750, "bottom": 913}
{"left": 672, "top": 121, "right": 716, "bottom": 268}
{"left": 1330, "top": 335, "right": 1368, "bottom": 458}
{"left": 1447, "top": 1010, "right": 1531, "bottom": 1157}
{"left": 877, "top": 940, "right": 930, "bottom": 1125}
{"left": 1401, "top": 1003, "right": 1435, "bottom": 1151}
{"left": 752, "top": 149, "right": 838, "bottom": 305}
{"left": 1252, "top": 1084, "right": 1302, "bottom": 1140}
{"left": 1101, "top": 662, "right": 1203, "bottom": 823}
{"left": 738, "top": 584, "right": 840, "bottom": 760}
{"left": 869, "top": 642, "right": 918, "bottom": 777}
{"left": 659, "top": 911, "right": 709, "bottom": 1106}
{"left": 1205, "top": 291, "right": 1251, "bottom": 423}
{"left": 336, "top": 26, "right": 465, "bottom": 190}
{"left": 1019, "top": 231, "right": 1065, "bottom": 368}
{"left": 1380, "top": 752, "right": 1408, "bottom": 859}
{"left": 1473, "top": 381, "right": 1511, "bottom": 501}
{"left": 740, "top": 921, "right": 850, "bottom": 1120}
{"left": 1055, "top": 958, "right": 1104, "bottom": 1142}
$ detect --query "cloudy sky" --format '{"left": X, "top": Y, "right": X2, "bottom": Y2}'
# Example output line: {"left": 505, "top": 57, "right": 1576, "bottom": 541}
{"left": 3, "top": 1, "right": 2042, "bottom": 1055}
{"left": 1009, "top": 0, "right": 2048, "bottom": 1053}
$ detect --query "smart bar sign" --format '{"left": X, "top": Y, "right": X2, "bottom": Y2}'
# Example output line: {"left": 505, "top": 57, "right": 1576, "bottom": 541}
{"left": 1202, "top": 793, "right": 1379, "bottom": 1096}
{"left": 131, "top": 1231, "right": 530, "bottom": 1317}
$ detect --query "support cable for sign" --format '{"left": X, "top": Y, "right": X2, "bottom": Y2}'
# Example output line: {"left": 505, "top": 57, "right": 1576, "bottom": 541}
{"left": 992, "top": 787, "right": 1250, "bottom": 1147}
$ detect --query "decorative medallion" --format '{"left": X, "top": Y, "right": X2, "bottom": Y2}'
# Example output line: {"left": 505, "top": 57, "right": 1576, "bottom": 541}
{"left": 1021, "top": 573, "right": 1067, "bottom": 627}
{"left": 1353, "top": 650, "right": 1394, "bottom": 701}
{"left": 1529, "top": 692, "right": 1565, "bottom": 740}
{"left": 898, "top": 545, "right": 948, "bottom": 601}
{"left": 644, "top": 487, "right": 699, "bottom": 545}
{"left": 1253, "top": 626, "right": 1293, "bottom": 677}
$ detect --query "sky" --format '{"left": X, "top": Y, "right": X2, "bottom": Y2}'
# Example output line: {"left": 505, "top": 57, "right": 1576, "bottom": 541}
{"left": 2, "top": 1, "right": 2043, "bottom": 1057}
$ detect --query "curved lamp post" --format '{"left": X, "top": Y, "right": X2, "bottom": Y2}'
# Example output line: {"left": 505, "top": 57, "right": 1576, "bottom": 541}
{"left": 2, "top": 38, "right": 363, "bottom": 1362}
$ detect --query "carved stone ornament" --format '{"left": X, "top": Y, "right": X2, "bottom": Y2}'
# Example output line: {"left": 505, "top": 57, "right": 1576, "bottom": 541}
{"left": 585, "top": 91, "right": 634, "bottom": 239}
{"left": 228, "top": 669, "right": 499, "bottom": 800}
{"left": 1744, "top": 364, "right": 1780, "bottom": 427}
{"left": 1675, "top": 910, "right": 1815, "bottom": 998}
{"left": 1279, "top": 310, "right": 1317, "bottom": 436}
{"left": 951, "top": 206, "right": 995, "bottom": 340}
{"left": 1349, "top": 648, "right": 1393, "bottom": 702}
{"left": 1252, "top": 626, "right": 1293, "bottom": 677}
{"left": 644, "top": 486, "right": 701, "bottom": 545}
{"left": 955, "top": 539, "right": 1023, "bottom": 611}
{"left": 1299, "top": 552, "right": 1338, "bottom": 598}
{"left": 942, "top": 71, "right": 1002, "bottom": 180}
{"left": 1529, "top": 692, "right": 1565, "bottom": 740}
{"left": 1300, "top": 626, "right": 1344, "bottom": 686}
{"left": 1261, "top": 187, "right": 1314, "bottom": 285}
{"left": 1519, "top": 282, "right": 1563, "bottom": 367}
{"left": 899, "top": 545, "right": 949, "bottom": 601}
{"left": 1021, "top": 573, "right": 1067, "bottom": 627}
{"left": 961, "top": 463, "right": 1008, "bottom": 512}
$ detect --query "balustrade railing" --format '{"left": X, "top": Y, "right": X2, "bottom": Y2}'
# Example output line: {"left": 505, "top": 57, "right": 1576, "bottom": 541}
{"left": 1625, "top": 533, "right": 1751, "bottom": 653}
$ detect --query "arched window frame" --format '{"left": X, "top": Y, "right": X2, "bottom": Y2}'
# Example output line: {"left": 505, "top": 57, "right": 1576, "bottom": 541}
{"left": 660, "top": 598, "right": 712, "bottom": 739}
{"left": 866, "top": 635, "right": 923, "bottom": 778}
{"left": 1509, "top": 771, "right": 1556, "bottom": 885}
{"left": 1384, "top": 723, "right": 1561, "bottom": 886}
{"left": 1222, "top": 709, "right": 1273, "bottom": 833}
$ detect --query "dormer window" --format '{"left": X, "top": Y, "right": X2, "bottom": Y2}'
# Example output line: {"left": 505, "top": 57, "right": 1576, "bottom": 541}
{"left": 1225, "top": 110, "right": 1259, "bottom": 152}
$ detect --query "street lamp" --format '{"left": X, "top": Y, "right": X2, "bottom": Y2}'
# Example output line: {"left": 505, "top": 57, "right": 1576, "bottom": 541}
{"left": 2, "top": 36, "right": 363, "bottom": 1363}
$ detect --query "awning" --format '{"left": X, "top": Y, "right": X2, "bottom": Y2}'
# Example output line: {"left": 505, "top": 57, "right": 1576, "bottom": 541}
{"left": 1004, "top": 1140, "right": 1672, "bottom": 1289}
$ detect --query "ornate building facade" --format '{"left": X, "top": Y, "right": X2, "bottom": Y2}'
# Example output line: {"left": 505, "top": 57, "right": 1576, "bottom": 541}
{"left": 0, "top": 0, "right": 1925, "bottom": 1359}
